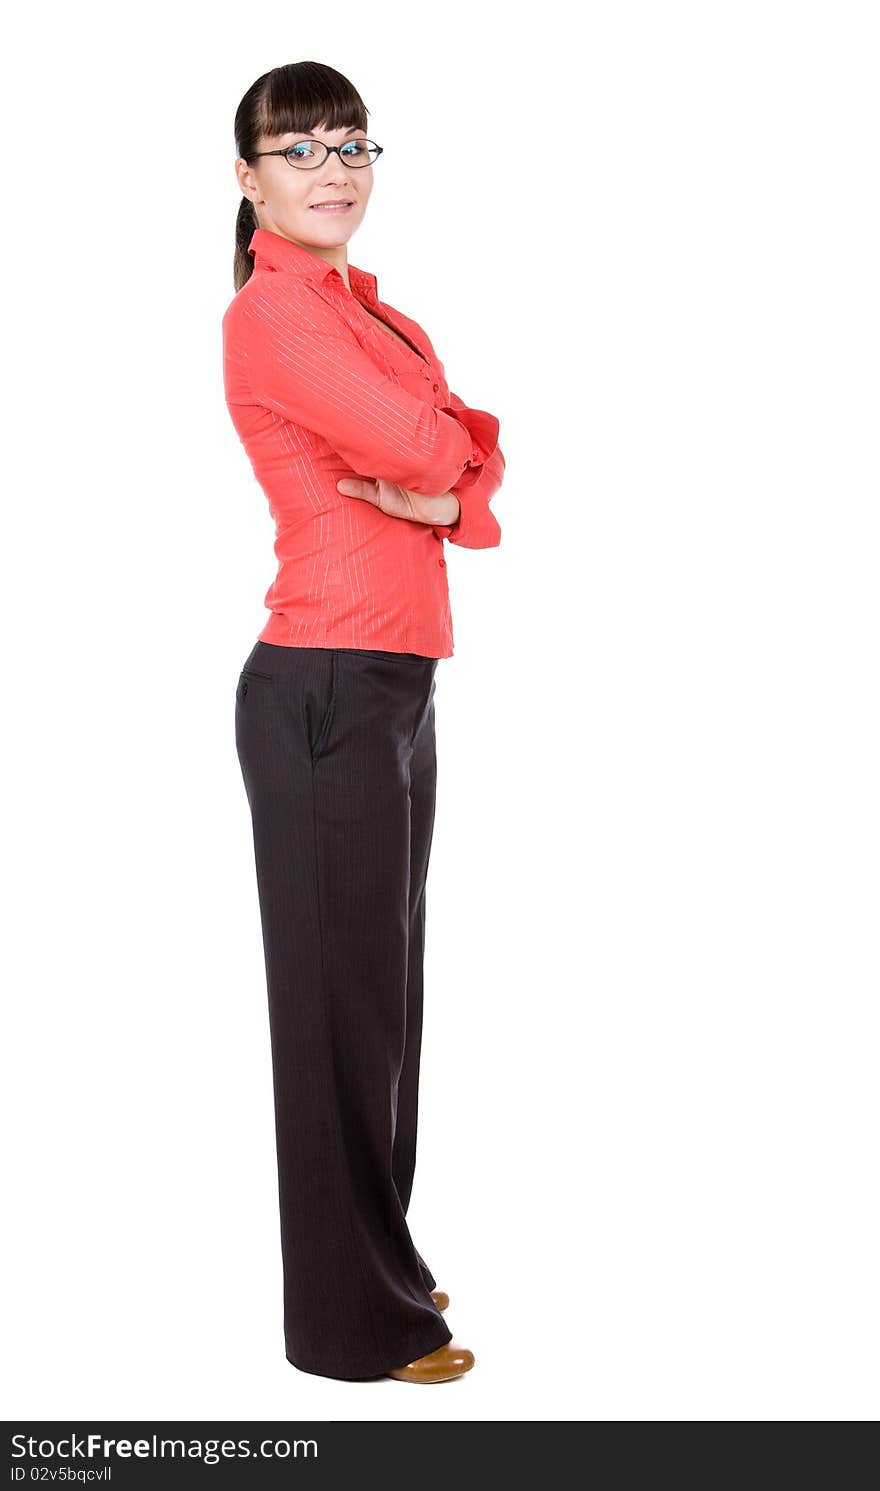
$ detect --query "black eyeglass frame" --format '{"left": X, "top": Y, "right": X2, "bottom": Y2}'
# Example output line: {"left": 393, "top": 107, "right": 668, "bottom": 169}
{"left": 248, "top": 139, "right": 384, "bottom": 169}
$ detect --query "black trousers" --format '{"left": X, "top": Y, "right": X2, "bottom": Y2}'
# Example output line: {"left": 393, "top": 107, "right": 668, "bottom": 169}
{"left": 234, "top": 640, "right": 453, "bottom": 1380}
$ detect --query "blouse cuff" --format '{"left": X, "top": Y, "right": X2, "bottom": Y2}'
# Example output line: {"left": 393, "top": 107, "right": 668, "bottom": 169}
{"left": 441, "top": 404, "right": 501, "bottom": 492}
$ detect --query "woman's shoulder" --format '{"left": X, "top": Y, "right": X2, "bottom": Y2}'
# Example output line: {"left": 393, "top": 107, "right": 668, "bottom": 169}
{"left": 223, "top": 267, "right": 318, "bottom": 328}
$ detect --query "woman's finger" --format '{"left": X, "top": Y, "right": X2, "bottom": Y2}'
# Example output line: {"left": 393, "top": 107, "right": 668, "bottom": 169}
{"left": 337, "top": 477, "right": 378, "bottom": 502}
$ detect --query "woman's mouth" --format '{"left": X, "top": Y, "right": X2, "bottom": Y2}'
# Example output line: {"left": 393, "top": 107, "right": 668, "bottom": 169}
{"left": 309, "top": 201, "right": 354, "bottom": 213}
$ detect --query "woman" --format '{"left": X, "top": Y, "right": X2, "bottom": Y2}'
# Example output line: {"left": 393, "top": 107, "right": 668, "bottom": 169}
{"left": 223, "top": 60, "right": 505, "bottom": 1384}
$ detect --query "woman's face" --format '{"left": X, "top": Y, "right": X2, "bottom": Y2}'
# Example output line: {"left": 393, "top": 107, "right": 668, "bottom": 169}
{"left": 238, "top": 123, "right": 373, "bottom": 252}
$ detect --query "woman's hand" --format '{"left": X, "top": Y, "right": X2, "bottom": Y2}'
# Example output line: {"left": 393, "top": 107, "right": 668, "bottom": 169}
{"left": 337, "top": 476, "right": 459, "bottom": 528}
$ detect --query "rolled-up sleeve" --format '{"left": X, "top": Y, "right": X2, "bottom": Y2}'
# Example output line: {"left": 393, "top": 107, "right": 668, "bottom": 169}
{"left": 230, "top": 280, "right": 497, "bottom": 498}
{"left": 431, "top": 391, "right": 505, "bottom": 549}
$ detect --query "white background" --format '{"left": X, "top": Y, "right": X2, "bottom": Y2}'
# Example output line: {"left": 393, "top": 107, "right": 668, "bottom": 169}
{"left": 2, "top": 0, "right": 878, "bottom": 1423}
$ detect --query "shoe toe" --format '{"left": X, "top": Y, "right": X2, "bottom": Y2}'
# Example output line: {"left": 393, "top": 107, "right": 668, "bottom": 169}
{"left": 387, "top": 1341, "right": 476, "bottom": 1383}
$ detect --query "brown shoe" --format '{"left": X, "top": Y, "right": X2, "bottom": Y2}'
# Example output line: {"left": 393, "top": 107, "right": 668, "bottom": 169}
{"left": 387, "top": 1342, "right": 475, "bottom": 1384}
{"left": 430, "top": 1289, "right": 450, "bottom": 1312}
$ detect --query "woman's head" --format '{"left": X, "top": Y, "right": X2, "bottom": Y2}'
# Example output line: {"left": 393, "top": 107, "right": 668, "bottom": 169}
{"left": 233, "top": 61, "right": 373, "bottom": 291}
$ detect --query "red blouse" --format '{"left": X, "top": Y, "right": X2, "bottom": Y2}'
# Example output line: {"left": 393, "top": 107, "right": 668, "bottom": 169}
{"left": 222, "top": 227, "right": 505, "bottom": 657}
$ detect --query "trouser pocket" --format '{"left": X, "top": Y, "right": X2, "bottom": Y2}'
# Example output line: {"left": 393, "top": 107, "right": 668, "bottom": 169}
{"left": 305, "top": 649, "right": 337, "bottom": 763}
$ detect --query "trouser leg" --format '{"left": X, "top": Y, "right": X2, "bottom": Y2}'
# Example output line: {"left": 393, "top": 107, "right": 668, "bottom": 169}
{"left": 235, "top": 643, "right": 450, "bottom": 1380}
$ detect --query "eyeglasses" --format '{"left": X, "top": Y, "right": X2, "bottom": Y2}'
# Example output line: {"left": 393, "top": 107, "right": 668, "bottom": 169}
{"left": 250, "top": 138, "right": 383, "bottom": 170}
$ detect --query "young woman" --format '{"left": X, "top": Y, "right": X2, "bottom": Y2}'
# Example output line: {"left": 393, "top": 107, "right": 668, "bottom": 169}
{"left": 223, "top": 60, "right": 505, "bottom": 1384}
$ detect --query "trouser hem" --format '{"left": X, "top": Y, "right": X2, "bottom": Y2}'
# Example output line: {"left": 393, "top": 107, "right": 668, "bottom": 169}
{"left": 285, "top": 1318, "right": 453, "bottom": 1382}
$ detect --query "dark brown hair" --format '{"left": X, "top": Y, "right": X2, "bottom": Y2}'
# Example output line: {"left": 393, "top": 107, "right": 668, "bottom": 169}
{"left": 233, "top": 61, "right": 370, "bottom": 292}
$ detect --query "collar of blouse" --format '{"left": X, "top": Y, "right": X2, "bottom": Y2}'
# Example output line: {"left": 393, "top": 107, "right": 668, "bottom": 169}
{"left": 248, "top": 226, "right": 379, "bottom": 304}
